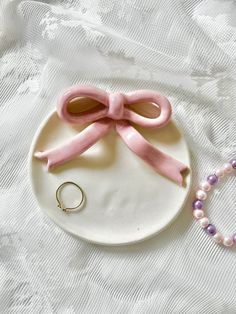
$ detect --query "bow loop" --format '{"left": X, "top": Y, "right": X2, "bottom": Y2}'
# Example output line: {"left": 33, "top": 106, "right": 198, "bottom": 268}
{"left": 57, "top": 85, "right": 109, "bottom": 124}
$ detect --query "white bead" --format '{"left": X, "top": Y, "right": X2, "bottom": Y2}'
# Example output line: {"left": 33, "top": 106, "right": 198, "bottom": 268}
{"left": 200, "top": 181, "right": 211, "bottom": 192}
{"left": 199, "top": 217, "right": 209, "bottom": 228}
{"left": 193, "top": 209, "right": 204, "bottom": 220}
{"left": 196, "top": 190, "right": 207, "bottom": 200}
{"left": 223, "top": 237, "right": 233, "bottom": 247}
{"left": 223, "top": 163, "right": 233, "bottom": 174}
{"left": 213, "top": 233, "right": 222, "bottom": 243}
{"left": 215, "top": 168, "right": 224, "bottom": 178}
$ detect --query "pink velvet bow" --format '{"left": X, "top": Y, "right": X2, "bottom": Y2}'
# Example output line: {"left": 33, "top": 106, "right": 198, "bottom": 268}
{"left": 35, "top": 85, "right": 187, "bottom": 185}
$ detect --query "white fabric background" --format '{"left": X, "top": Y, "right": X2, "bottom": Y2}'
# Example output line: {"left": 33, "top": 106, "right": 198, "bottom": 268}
{"left": 1, "top": 0, "right": 236, "bottom": 313}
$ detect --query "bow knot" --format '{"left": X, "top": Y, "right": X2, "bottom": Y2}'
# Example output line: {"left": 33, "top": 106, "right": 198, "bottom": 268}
{"left": 35, "top": 85, "right": 187, "bottom": 185}
{"left": 107, "top": 93, "right": 124, "bottom": 120}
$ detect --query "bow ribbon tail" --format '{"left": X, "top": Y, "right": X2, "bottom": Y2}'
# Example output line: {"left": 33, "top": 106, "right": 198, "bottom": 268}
{"left": 34, "top": 119, "right": 113, "bottom": 170}
{"left": 116, "top": 121, "right": 187, "bottom": 186}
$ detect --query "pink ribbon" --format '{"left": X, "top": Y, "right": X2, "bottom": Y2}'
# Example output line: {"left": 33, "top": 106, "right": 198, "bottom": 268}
{"left": 35, "top": 85, "right": 187, "bottom": 185}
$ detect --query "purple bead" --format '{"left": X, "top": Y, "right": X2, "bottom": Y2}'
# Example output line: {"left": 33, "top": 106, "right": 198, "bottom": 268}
{"left": 233, "top": 233, "right": 236, "bottom": 243}
{"left": 192, "top": 199, "right": 203, "bottom": 210}
{"left": 207, "top": 174, "right": 218, "bottom": 185}
{"left": 230, "top": 159, "right": 236, "bottom": 169}
{"left": 205, "top": 224, "right": 216, "bottom": 236}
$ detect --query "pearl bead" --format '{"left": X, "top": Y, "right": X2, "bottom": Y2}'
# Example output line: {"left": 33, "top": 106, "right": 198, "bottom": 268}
{"left": 207, "top": 174, "right": 218, "bottom": 185}
{"left": 213, "top": 233, "right": 222, "bottom": 243}
{"left": 199, "top": 217, "right": 209, "bottom": 228}
{"left": 223, "top": 237, "right": 233, "bottom": 247}
{"left": 233, "top": 233, "right": 236, "bottom": 244}
{"left": 230, "top": 159, "right": 236, "bottom": 169}
{"left": 215, "top": 168, "right": 224, "bottom": 178}
{"left": 223, "top": 163, "right": 233, "bottom": 174}
{"left": 196, "top": 190, "right": 207, "bottom": 200}
{"left": 192, "top": 199, "right": 204, "bottom": 210}
{"left": 206, "top": 224, "right": 216, "bottom": 236}
{"left": 193, "top": 209, "right": 204, "bottom": 220}
{"left": 200, "top": 181, "right": 211, "bottom": 192}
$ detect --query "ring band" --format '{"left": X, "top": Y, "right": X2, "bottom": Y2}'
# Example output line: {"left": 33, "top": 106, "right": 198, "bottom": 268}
{"left": 56, "top": 181, "right": 85, "bottom": 212}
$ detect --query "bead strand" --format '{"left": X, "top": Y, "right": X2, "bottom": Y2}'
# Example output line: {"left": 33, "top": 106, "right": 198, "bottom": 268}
{"left": 192, "top": 159, "right": 236, "bottom": 247}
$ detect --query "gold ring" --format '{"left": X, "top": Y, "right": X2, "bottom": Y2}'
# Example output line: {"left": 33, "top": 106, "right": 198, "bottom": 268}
{"left": 56, "top": 182, "right": 85, "bottom": 212}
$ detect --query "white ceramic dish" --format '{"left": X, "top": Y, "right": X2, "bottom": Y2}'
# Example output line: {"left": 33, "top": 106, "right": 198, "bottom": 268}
{"left": 29, "top": 111, "right": 191, "bottom": 245}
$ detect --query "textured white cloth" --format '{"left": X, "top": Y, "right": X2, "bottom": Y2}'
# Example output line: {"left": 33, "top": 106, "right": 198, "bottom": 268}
{"left": 1, "top": 0, "right": 236, "bottom": 313}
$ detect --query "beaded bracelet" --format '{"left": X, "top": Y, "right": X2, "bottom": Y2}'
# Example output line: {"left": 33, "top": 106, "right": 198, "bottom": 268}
{"left": 192, "top": 159, "right": 236, "bottom": 247}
